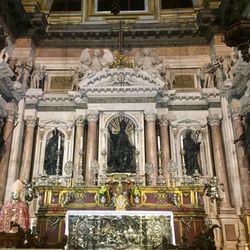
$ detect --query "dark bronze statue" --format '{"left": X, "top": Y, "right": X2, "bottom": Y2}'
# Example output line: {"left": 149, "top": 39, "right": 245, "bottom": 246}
{"left": 234, "top": 112, "right": 250, "bottom": 168}
{"left": 108, "top": 119, "right": 135, "bottom": 173}
{"left": 183, "top": 130, "right": 201, "bottom": 175}
{"left": 44, "top": 129, "right": 63, "bottom": 175}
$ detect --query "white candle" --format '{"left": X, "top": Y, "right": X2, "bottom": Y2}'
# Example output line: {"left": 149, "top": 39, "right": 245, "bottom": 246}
{"left": 180, "top": 135, "right": 183, "bottom": 149}
{"left": 157, "top": 135, "right": 161, "bottom": 150}
{"left": 58, "top": 135, "right": 61, "bottom": 150}
{"left": 80, "top": 136, "right": 83, "bottom": 150}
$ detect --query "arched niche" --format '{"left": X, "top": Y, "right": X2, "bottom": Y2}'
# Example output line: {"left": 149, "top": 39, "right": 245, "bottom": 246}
{"left": 106, "top": 115, "right": 136, "bottom": 173}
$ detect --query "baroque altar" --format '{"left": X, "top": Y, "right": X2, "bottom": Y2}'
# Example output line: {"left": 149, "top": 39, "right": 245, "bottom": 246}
{"left": 65, "top": 210, "right": 175, "bottom": 249}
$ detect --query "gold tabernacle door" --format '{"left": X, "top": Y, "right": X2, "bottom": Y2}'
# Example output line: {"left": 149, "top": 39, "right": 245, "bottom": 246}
{"left": 65, "top": 210, "right": 175, "bottom": 250}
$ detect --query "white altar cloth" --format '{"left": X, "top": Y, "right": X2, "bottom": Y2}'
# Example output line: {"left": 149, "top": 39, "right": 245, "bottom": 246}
{"left": 65, "top": 210, "right": 175, "bottom": 245}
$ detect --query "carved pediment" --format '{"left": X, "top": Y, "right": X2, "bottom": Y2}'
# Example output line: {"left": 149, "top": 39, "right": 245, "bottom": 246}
{"left": 79, "top": 68, "right": 165, "bottom": 93}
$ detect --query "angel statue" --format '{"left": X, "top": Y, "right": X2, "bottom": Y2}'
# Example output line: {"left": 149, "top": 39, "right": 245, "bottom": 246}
{"left": 79, "top": 48, "right": 114, "bottom": 79}
{"left": 134, "top": 48, "right": 163, "bottom": 79}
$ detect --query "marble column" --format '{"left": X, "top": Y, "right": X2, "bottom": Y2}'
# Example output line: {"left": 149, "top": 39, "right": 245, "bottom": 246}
{"left": 19, "top": 116, "right": 37, "bottom": 181}
{"left": 231, "top": 111, "right": 250, "bottom": 208}
{"left": 208, "top": 114, "right": 232, "bottom": 208}
{"left": 85, "top": 111, "right": 99, "bottom": 186}
{"left": 159, "top": 115, "right": 170, "bottom": 181}
{"left": 0, "top": 104, "right": 16, "bottom": 205}
{"left": 73, "top": 115, "right": 85, "bottom": 179}
{"left": 145, "top": 111, "right": 158, "bottom": 186}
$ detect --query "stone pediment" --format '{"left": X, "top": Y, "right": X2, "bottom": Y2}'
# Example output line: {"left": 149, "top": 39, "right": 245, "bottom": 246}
{"left": 79, "top": 68, "right": 165, "bottom": 94}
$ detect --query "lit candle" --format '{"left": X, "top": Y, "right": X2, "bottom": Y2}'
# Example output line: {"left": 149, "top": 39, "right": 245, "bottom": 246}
{"left": 80, "top": 136, "right": 83, "bottom": 150}
{"left": 157, "top": 135, "right": 161, "bottom": 150}
{"left": 180, "top": 135, "right": 183, "bottom": 149}
{"left": 58, "top": 135, "right": 61, "bottom": 150}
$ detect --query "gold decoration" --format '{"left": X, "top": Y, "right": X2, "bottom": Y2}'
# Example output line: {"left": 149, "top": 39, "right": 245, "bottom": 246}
{"left": 110, "top": 53, "right": 133, "bottom": 69}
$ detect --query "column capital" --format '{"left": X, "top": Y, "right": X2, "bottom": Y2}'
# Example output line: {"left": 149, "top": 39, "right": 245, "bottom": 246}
{"left": 75, "top": 115, "right": 85, "bottom": 127}
{"left": 87, "top": 111, "right": 99, "bottom": 122}
{"left": 207, "top": 113, "right": 221, "bottom": 126}
{"left": 230, "top": 108, "right": 241, "bottom": 121}
{"left": 159, "top": 115, "right": 168, "bottom": 126}
{"left": 5, "top": 105, "right": 16, "bottom": 123}
{"left": 144, "top": 111, "right": 156, "bottom": 122}
{"left": 25, "top": 116, "right": 38, "bottom": 128}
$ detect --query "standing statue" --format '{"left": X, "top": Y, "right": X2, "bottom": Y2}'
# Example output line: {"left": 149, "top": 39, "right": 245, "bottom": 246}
{"left": 234, "top": 112, "right": 250, "bottom": 166}
{"left": 22, "top": 59, "right": 33, "bottom": 89}
{"left": 220, "top": 56, "right": 233, "bottom": 80}
{"left": 0, "top": 179, "right": 30, "bottom": 233}
{"left": 44, "top": 129, "right": 63, "bottom": 175}
{"left": 15, "top": 60, "right": 24, "bottom": 83}
{"left": 108, "top": 119, "right": 135, "bottom": 173}
{"left": 70, "top": 67, "right": 80, "bottom": 91}
{"left": 163, "top": 64, "right": 175, "bottom": 89}
{"left": 31, "top": 64, "right": 47, "bottom": 89}
{"left": 200, "top": 63, "right": 215, "bottom": 88}
{"left": 183, "top": 130, "right": 201, "bottom": 176}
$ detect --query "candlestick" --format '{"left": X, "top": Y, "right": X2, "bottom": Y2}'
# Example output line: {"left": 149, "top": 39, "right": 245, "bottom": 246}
{"left": 180, "top": 135, "right": 183, "bottom": 149}
{"left": 80, "top": 136, "right": 83, "bottom": 150}
{"left": 157, "top": 135, "right": 161, "bottom": 150}
{"left": 58, "top": 135, "right": 61, "bottom": 150}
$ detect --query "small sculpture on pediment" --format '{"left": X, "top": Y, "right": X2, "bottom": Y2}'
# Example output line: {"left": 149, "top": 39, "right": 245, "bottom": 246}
{"left": 200, "top": 63, "right": 215, "bottom": 88}
{"left": 163, "top": 64, "right": 175, "bottom": 89}
{"left": 79, "top": 48, "right": 114, "bottom": 79}
{"left": 23, "top": 59, "right": 34, "bottom": 89}
{"left": 134, "top": 48, "right": 163, "bottom": 79}
{"left": 15, "top": 59, "right": 24, "bottom": 83}
{"left": 31, "top": 63, "right": 47, "bottom": 90}
{"left": 220, "top": 56, "right": 233, "bottom": 80}
{"left": 70, "top": 67, "right": 80, "bottom": 91}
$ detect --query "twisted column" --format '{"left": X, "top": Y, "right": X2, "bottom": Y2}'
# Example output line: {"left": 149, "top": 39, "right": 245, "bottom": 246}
{"left": 208, "top": 114, "right": 232, "bottom": 208}
{"left": 19, "top": 116, "right": 37, "bottom": 181}
{"left": 85, "top": 111, "right": 99, "bottom": 186}
{"left": 0, "top": 104, "right": 16, "bottom": 205}
{"left": 145, "top": 111, "right": 157, "bottom": 186}
{"left": 159, "top": 115, "right": 170, "bottom": 181}
{"left": 73, "top": 115, "right": 85, "bottom": 178}
{"left": 231, "top": 111, "right": 250, "bottom": 208}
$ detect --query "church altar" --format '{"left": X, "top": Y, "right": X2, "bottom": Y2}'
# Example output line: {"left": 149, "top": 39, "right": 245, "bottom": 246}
{"left": 65, "top": 210, "right": 175, "bottom": 250}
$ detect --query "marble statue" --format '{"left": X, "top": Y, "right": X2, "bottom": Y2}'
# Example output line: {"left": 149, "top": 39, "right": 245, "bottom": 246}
{"left": 200, "top": 63, "right": 215, "bottom": 88}
{"left": 134, "top": 48, "right": 163, "bottom": 79}
{"left": 31, "top": 63, "right": 47, "bottom": 89}
{"left": 70, "top": 67, "right": 80, "bottom": 91}
{"left": 79, "top": 48, "right": 114, "bottom": 79}
{"left": 220, "top": 56, "right": 233, "bottom": 80}
{"left": 15, "top": 59, "right": 24, "bottom": 83}
{"left": 163, "top": 64, "right": 175, "bottom": 89}
{"left": 22, "top": 59, "right": 33, "bottom": 89}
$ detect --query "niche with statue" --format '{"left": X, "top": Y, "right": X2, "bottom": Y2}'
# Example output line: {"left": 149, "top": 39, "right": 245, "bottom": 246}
{"left": 107, "top": 116, "right": 136, "bottom": 173}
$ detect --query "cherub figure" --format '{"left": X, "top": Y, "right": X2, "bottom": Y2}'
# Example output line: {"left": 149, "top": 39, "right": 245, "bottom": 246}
{"left": 135, "top": 48, "right": 163, "bottom": 79}
{"left": 79, "top": 48, "right": 114, "bottom": 79}
{"left": 204, "top": 177, "right": 224, "bottom": 204}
